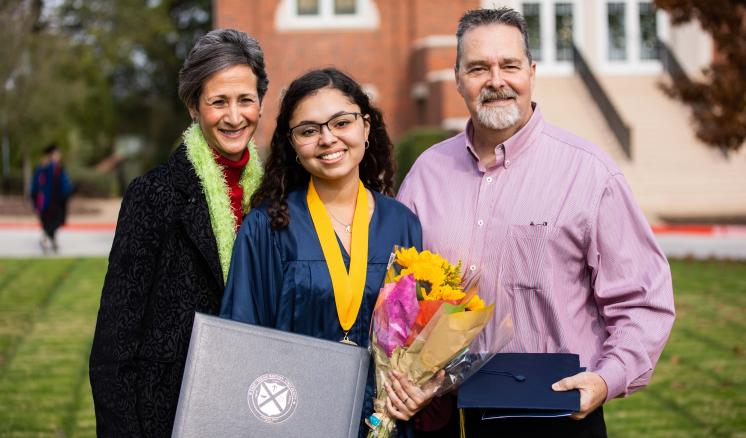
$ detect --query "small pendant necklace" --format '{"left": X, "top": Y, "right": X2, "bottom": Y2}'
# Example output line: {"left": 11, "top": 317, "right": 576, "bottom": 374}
{"left": 327, "top": 210, "right": 352, "bottom": 233}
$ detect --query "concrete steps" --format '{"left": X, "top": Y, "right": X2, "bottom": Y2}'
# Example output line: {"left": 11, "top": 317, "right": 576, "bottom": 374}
{"left": 533, "top": 74, "right": 628, "bottom": 163}
{"left": 533, "top": 73, "right": 746, "bottom": 222}
{"left": 598, "top": 75, "right": 746, "bottom": 221}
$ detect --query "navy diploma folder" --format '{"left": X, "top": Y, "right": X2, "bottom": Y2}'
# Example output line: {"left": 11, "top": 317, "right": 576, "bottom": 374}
{"left": 457, "top": 353, "right": 582, "bottom": 419}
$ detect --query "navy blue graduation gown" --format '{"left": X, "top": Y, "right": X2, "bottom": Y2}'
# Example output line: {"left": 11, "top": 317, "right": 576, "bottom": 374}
{"left": 221, "top": 187, "right": 422, "bottom": 437}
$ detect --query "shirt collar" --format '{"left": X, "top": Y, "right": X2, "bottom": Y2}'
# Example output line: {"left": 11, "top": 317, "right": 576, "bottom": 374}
{"left": 464, "top": 102, "right": 544, "bottom": 169}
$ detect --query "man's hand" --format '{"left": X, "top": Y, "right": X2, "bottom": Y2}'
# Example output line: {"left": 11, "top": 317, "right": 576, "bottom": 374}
{"left": 552, "top": 371, "right": 608, "bottom": 420}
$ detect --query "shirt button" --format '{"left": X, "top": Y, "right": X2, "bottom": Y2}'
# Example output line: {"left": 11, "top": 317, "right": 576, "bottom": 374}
{"left": 505, "top": 159, "right": 511, "bottom": 167}
{"left": 486, "top": 176, "right": 493, "bottom": 183}
{"left": 477, "top": 219, "right": 484, "bottom": 227}
{"left": 469, "top": 265, "right": 477, "bottom": 272}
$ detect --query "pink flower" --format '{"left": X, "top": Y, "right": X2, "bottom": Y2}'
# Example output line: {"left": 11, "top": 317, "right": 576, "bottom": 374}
{"left": 374, "top": 274, "right": 419, "bottom": 356}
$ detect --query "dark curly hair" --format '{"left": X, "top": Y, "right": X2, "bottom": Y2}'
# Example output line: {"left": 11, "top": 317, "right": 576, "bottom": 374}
{"left": 251, "top": 68, "right": 395, "bottom": 229}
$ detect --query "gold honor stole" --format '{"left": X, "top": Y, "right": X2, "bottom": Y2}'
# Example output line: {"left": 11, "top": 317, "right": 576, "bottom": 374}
{"left": 306, "top": 179, "right": 369, "bottom": 345}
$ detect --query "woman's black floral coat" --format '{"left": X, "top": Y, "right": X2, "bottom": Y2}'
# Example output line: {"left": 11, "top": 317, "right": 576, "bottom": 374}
{"left": 90, "top": 145, "right": 226, "bottom": 437}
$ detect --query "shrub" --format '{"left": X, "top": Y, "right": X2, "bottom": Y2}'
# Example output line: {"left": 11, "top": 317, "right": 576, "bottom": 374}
{"left": 394, "top": 128, "right": 453, "bottom": 189}
{"left": 68, "top": 167, "right": 119, "bottom": 198}
{"left": 0, "top": 169, "right": 25, "bottom": 195}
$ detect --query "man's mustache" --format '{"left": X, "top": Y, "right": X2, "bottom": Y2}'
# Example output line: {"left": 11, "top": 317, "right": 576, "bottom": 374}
{"left": 479, "top": 87, "right": 518, "bottom": 103}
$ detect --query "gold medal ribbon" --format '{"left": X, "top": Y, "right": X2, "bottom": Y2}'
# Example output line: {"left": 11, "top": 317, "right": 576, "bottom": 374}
{"left": 307, "top": 178, "right": 369, "bottom": 335}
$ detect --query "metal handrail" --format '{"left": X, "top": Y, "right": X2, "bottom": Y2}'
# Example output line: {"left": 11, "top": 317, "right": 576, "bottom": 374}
{"left": 657, "top": 40, "right": 727, "bottom": 156}
{"left": 572, "top": 43, "right": 632, "bottom": 159}
{"left": 658, "top": 38, "right": 691, "bottom": 84}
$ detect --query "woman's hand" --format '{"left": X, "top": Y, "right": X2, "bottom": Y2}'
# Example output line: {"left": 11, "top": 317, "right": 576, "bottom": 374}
{"left": 384, "top": 370, "right": 445, "bottom": 421}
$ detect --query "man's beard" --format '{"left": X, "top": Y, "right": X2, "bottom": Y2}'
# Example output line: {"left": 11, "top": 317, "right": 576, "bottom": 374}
{"left": 475, "top": 87, "right": 521, "bottom": 130}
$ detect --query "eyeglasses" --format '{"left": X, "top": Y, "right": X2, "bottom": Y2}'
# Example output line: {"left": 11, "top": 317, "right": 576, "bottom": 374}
{"left": 288, "top": 112, "right": 365, "bottom": 146}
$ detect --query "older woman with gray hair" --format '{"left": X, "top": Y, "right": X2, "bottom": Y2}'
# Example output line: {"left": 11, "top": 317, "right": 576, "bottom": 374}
{"left": 89, "top": 29, "right": 267, "bottom": 437}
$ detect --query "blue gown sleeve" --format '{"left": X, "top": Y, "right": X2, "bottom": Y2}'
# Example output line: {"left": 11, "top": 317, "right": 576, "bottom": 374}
{"left": 220, "top": 209, "right": 283, "bottom": 327}
{"left": 60, "top": 168, "right": 74, "bottom": 198}
{"left": 30, "top": 167, "right": 40, "bottom": 205}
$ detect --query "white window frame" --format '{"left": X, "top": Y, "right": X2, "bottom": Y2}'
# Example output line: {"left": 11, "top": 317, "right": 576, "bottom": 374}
{"left": 537, "top": 0, "right": 584, "bottom": 75}
{"left": 488, "top": 1, "right": 586, "bottom": 76}
{"left": 275, "top": 0, "right": 380, "bottom": 31}
{"left": 596, "top": 0, "right": 669, "bottom": 74}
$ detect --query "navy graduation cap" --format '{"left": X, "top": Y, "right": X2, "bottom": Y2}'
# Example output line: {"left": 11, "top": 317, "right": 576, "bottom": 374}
{"left": 458, "top": 353, "right": 583, "bottom": 419}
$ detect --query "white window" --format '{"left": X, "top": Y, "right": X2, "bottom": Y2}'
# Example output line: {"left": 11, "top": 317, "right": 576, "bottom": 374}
{"left": 522, "top": 3, "right": 543, "bottom": 61}
{"left": 638, "top": 2, "right": 659, "bottom": 60}
{"left": 607, "top": 2, "right": 627, "bottom": 61}
{"left": 519, "top": 1, "right": 584, "bottom": 75}
{"left": 275, "top": 0, "right": 380, "bottom": 31}
{"left": 554, "top": 3, "right": 574, "bottom": 61}
{"left": 597, "top": 0, "right": 669, "bottom": 73}
{"left": 297, "top": 0, "right": 320, "bottom": 15}
{"left": 333, "top": 0, "right": 357, "bottom": 14}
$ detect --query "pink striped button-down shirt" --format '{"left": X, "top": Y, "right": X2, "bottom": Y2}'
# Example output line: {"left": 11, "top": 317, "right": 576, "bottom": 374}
{"left": 397, "top": 105, "right": 675, "bottom": 400}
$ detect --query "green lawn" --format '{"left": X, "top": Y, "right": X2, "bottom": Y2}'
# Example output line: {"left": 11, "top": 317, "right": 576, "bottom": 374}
{"left": 0, "top": 258, "right": 744, "bottom": 437}
{"left": 605, "top": 260, "right": 746, "bottom": 437}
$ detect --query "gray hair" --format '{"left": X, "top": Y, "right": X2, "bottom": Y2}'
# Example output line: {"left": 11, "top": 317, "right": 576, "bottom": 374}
{"left": 178, "top": 28, "right": 269, "bottom": 110}
{"left": 455, "top": 7, "right": 533, "bottom": 70}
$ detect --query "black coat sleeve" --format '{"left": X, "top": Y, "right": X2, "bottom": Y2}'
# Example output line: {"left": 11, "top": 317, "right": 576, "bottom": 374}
{"left": 89, "top": 173, "right": 171, "bottom": 437}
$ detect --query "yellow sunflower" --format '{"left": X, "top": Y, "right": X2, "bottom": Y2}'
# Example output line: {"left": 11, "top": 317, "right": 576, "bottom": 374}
{"left": 429, "top": 284, "right": 465, "bottom": 302}
{"left": 466, "top": 295, "right": 486, "bottom": 311}
{"left": 394, "top": 247, "right": 420, "bottom": 269}
{"left": 398, "top": 263, "right": 445, "bottom": 289}
{"left": 395, "top": 248, "right": 467, "bottom": 300}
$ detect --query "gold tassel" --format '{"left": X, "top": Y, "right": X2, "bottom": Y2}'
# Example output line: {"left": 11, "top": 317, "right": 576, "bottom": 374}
{"left": 460, "top": 408, "right": 466, "bottom": 438}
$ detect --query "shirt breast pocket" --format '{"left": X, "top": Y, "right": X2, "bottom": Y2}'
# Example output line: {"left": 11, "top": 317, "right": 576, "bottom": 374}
{"left": 503, "top": 224, "right": 555, "bottom": 292}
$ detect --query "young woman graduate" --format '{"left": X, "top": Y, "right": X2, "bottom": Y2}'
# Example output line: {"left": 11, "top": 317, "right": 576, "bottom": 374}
{"left": 220, "top": 68, "right": 438, "bottom": 436}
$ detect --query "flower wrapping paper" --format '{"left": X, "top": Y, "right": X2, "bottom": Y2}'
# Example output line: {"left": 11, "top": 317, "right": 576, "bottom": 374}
{"left": 366, "top": 247, "right": 513, "bottom": 437}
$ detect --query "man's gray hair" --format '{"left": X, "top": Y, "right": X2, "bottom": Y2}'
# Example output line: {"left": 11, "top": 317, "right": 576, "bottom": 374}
{"left": 178, "top": 28, "right": 269, "bottom": 110}
{"left": 455, "top": 7, "right": 533, "bottom": 70}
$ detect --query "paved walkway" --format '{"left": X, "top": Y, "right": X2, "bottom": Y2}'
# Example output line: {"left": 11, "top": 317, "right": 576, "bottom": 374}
{"left": 0, "top": 227, "right": 115, "bottom": 258}
{"left": 1, "top": 197, "right": 745, "bottom": 259}
{"left": 1, "top": 221, "right": 745, "bottom": 260}
{"left": 0, "top": 197, "right": 119, "bottom": 258}
{"left": 655, "top": 235, "right": 746, "bottom": 260}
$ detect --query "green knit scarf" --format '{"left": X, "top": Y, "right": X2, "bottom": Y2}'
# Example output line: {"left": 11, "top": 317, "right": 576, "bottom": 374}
{"left": 183, "top": 123, "right": 263, "bottom": 281}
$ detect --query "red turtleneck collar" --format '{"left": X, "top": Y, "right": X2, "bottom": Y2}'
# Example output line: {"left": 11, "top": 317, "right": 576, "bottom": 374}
{"left": 212, "top": 147, "right": 250, "bottom": 229}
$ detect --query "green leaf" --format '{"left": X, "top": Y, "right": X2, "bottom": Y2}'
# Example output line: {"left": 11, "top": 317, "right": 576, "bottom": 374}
{"left": 442, "top": 302, "right": 467, "bottom": 314}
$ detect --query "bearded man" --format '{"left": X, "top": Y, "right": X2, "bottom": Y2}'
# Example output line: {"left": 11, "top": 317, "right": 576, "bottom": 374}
{"left": 395, "top": 7, "right": 675, "bottom": 437}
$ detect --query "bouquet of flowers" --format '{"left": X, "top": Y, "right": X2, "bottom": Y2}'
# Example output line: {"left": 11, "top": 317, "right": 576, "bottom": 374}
{"left": 366, "top": 247, "right": 513, "bottom": 437}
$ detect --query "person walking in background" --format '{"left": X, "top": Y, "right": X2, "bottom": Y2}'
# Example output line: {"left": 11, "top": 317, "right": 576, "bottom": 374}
{"left": 30, "top": 143, "right": 73, "bottom": 254}
{"left": 89, "top": 29, "right": 267, "bottom": 437}
{"left": 397, "top": 7, "right": 675, "bottom": 437}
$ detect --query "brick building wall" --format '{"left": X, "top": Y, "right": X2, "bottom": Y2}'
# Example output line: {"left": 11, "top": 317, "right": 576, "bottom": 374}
{"left": 214, "top": 0, "right": 478, "bottom": 152}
